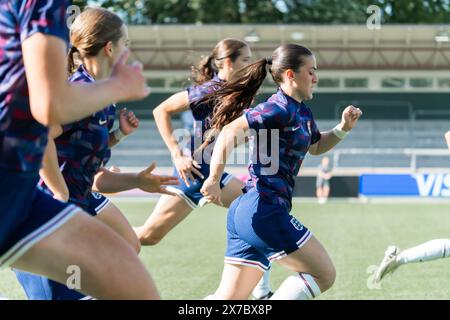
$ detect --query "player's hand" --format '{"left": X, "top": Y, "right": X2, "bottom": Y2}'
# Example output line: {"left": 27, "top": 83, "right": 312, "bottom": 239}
{"left": 172, "top": 152, "right": 204, "bottom": 187}
{"left": 340, "top": 105, "right": 362, "bottom": 131}
{"left": 137, "top": 162, "right": 179, "bottom": 195}
{"left": 200, "top": 177, "right": 223, "bottom": 206}
{"left": 110, "top": 49, "right": 151, "bottom": 101}
{"left": 118, "top": 108, "right": 139, "bottom": 136}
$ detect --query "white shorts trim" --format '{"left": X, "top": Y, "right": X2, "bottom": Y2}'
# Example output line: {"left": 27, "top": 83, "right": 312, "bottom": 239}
{"left": 94, "top": 197, "right": 110, "bottom": 215}
{"left": 224, "top": 257, "right": 270, "bottom": 273}
{"left": 267, "top": 230, "right": 313, "bottom": 262}
{"left": 221, "top": 174, "right": 233, "bottom": 187}
{"left": 0, "top": 205, "right": 81, "bottom": 268}
{"left": 268, "top": 250, "right": 287, "bottom": 262}
{"left": 166, "top": 186, "right": 197, "bottom": 209}
{"left": 166, "top": 173, "right": 233, "bottom": 209}
{"left": 296, "top": 230, "right": 313, "bottom": 249}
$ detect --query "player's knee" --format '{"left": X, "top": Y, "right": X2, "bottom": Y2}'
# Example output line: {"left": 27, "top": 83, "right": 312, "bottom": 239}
{"left": 317, "top": 265, "right": 336, "bottom": 292}
{"left": 134, "top": 225, "right": 164, "bottom": 246}
{"left": 138, "top": 231, "right": 163, "bottom": 246}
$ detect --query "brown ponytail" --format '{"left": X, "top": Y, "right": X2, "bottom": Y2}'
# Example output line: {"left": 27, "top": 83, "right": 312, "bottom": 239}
{"left": 199, "top": 58, "right": 269, "bottom": 149}
{"left": 67, "top": 46, "right": 79, "bottom": 75}
{"left": 192, "top": 54, "right": 216, "bottom": 84}
{"left": 198, "top": 44, "right": 313, "bottom": 150}
{"left": 191, "top": 38, "right": 248, "bottom": 85}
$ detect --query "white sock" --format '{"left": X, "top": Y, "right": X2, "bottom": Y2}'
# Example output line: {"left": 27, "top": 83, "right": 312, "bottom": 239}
{"left": 397, "top": 239, "right": 450, "bottom": 265}
{"left": 270, "top": 273, "right": 321, "bottom": 300}
{"left": 252, "top": 269, "right": 272, "bottom": 299}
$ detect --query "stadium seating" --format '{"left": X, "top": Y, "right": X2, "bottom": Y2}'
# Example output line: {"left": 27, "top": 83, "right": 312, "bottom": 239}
{"left": 108, "top": 119, "right": 450, "bottom": 169}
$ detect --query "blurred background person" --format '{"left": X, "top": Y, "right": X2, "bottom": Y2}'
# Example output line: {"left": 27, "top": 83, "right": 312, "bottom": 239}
{"left": 316, "top": 156, "right": 332, "bottom": 204}
{"left": 445, "top": 130, "right": 450, "bottom": 150}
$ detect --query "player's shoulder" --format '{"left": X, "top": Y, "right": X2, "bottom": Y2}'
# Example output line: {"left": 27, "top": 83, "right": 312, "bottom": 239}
{"left": 188, "top": 78, "right": 220, "bottom": 99}
{"left": 253, "top": 99, "right": 291, "bottom": 125}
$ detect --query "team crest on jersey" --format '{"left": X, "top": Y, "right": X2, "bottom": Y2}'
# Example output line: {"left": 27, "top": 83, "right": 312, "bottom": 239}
{"left": 290, "top": 217, "right": 304, "bottom": 231}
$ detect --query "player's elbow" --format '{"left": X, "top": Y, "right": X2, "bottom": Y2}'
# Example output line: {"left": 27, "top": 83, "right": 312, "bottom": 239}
{"left": 153, "top": 103, "right": 169, "bottom": 117}
{"left": 152, "top": 105, "right": 160, "bottom": 117}
{"left": 30, "top": 99, "right": 64, "bottom": 126}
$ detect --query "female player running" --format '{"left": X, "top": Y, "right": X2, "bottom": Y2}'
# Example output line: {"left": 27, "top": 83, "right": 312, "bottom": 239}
{"left": 133, "top": 38, "right": 275, "bottom": 299}
{"left": 14, "top": 7, "right": 178, "bottom": 300}
{"left": 0, "top": 0, "right": 161, "bottom": 299}
{"left": 200, "top": 44, "right": 362, "bottom": 299}
{"left": 375, "top": 131, "right": 450, "bottom": 283}
{"left": 134, "top": 39, "right": 251, "bottom": 245}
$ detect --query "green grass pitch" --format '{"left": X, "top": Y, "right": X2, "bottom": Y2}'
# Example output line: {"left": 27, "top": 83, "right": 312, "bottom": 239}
{"left": 2, "top": 200, "right": 450, "bottom": 299}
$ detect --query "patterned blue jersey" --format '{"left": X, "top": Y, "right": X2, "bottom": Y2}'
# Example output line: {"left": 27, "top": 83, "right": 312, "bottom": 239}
{"left": 40, "top": 65, "right": 115, "bottom": 208}
{"left": 245, "top": 89, "right": 321, "bottom": 211}
{"left": 186, "top": 74, "right": 223, "bottom": 156}
{"left": 0, "top": 0, "right": 70, "bottom": 173}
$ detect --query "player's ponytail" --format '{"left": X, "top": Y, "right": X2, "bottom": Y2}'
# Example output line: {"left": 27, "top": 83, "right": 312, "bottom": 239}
{"left": 192, "top": 54, "right": 216, "bottom": 84}
{"left": 198, "top": 58, "right": 270, "bottom": 149}
{"left": 191, "top": 38, "right": 248, "bottom": 85}
{"left": 67, "top": 46, "right": 79, "bottom": 75}
{"left": 198, "top": 44, "right": 313, "bottom": 149}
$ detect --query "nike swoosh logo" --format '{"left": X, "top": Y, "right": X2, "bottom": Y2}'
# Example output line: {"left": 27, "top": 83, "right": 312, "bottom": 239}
{"left": 285, "top": 125, "right": 301, "bottom": 131}
{"left": 99, "top": 119, "right": 107, "bottom": 125}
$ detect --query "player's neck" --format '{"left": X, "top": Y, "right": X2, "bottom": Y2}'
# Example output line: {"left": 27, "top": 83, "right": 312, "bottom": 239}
{"left": 279, "top": 84, "right": 303, "bottom": 104}
{"left": 82, "top": 58, "right": 109, "bottom": 81}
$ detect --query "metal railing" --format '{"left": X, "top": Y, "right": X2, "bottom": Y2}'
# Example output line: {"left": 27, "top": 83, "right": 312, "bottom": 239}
{"left": 332, "top": 148, "right": 450, "bottom": 172}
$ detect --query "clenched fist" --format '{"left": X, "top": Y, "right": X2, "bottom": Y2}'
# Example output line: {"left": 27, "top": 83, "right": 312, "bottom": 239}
{"left": 340, "top": 105, "right": 362, "bottom": 132}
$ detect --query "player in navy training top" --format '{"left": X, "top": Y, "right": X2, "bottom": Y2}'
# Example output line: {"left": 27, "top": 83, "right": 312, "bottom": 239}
{"left": 13, "top": 7, "right": 177, "bottom": 300}
{"left": 134, "top": 39, "right": 252, "bottom": 244}
{"left": 201, "top": 44, "right": 362, "bottom": 300}
{"left": 134, "top": 39, "right": 280, "bottom": 299}
{"left": 0, "top": 0, "right": 162, "bottom": 300}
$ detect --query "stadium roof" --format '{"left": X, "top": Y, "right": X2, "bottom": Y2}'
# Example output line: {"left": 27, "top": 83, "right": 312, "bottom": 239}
{"left": 129, "top": 24, "right": 450, "bottom": 71}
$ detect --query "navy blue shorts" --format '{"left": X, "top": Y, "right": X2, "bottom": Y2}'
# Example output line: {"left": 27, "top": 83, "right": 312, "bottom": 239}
{"left": 166, "top": 164, "right": 233, "bottom": 208}
{"left": 225, "top": 188, "right": 312, "bottom": 272}
{"left": 85, "top": 192, "right": 110, "bottom": 216}
{"left": 39, "top": 186, "right": 110, "bottom": 217}
{"left": 12, "top": 193, "right": 107, "bottom": 300}
{"left": 0, "top": 170, "right": 80, "bottom": 268}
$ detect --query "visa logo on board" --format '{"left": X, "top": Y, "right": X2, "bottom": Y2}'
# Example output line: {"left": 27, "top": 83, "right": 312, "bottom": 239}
{"left": 414, "top": 174, "right": 450, "bottom": 197}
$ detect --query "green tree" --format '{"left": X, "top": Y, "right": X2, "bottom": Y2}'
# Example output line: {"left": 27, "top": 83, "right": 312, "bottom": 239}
{"left": 382, "top": 0, "right": 450, "bottom": 23}
{"left": 72, "top": 0, "right": 450, "bottom": 24}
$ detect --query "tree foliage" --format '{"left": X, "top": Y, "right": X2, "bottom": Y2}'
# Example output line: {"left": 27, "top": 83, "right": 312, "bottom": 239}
{"left": 72, "top": 0, "right": 450, "bottom": 24}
